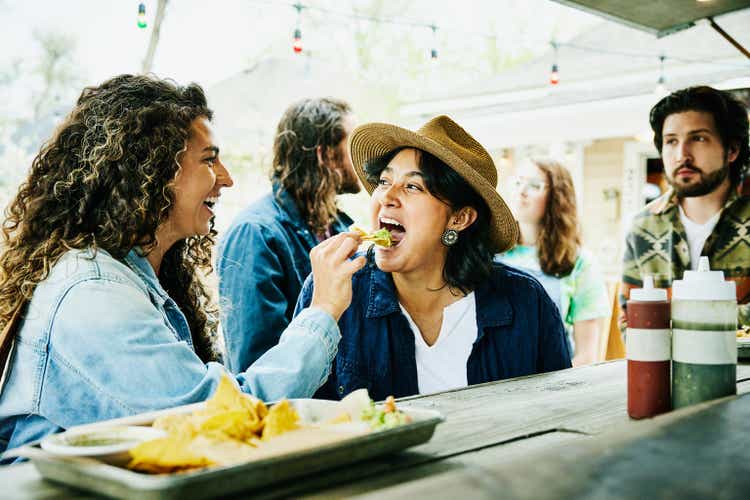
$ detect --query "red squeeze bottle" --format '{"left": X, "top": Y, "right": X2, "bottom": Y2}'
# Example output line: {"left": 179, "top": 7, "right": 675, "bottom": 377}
{"left": 626, "top": 276, "right": 671, "bottom": 419}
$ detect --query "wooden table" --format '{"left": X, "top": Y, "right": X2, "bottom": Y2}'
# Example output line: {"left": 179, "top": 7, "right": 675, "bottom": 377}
{"left": 4, "top": 360, "right": 750, "bottom": 499}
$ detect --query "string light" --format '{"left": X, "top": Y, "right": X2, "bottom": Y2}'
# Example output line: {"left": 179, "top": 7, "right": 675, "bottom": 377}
{"left": 654, "top": 55, "right": 667, "bottom": 95}
{"left": 240, "top": 1, "right": 750, "bottom": 72}
{"left": 430, "top": 24, "right": 438, "bottom": 61}
{"left": 549, "top": 41, "right": 559, "bottom": 85}
{"left": 292, "top": 3, "right": 304, "bottom": 54}
{"left": 137, "top": 2, "right": 147, "bottom": 29}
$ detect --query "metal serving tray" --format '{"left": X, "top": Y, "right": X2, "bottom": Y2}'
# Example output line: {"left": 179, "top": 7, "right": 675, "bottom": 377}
{"left": 15, "top": 400, "right": 444, "bottom": 499}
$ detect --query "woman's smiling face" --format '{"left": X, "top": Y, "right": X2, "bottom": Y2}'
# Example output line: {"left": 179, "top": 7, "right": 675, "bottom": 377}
{"left": 369, "top": 148, "right": 454, "bottom": 274}
{"left": 167, "top": 117, "right": 233, "bottom": 241}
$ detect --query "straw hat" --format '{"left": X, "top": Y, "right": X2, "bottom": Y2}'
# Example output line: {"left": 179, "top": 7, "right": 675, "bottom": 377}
{"left": 349, "top": 115, "right": 518, "bottom": 253}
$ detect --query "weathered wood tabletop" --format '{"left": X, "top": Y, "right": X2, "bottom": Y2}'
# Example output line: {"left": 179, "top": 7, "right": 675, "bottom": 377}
{"left": 4, "top": 359, "right": 750, "bottom": 499}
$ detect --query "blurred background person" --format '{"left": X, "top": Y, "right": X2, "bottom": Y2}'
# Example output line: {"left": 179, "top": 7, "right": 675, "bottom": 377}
{"left": 217, "top": 98, "right": 360, "bottom": 373}
{"left": 497, "top": 159, "right": 609, "bottom": 366}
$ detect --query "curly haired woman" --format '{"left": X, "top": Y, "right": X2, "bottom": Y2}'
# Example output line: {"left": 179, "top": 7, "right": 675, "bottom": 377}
{"left": 496, "top": 159, "right": 609, "bottom": 366}
{"left": 0, "top": 75, "right": 364, "bottom": 456}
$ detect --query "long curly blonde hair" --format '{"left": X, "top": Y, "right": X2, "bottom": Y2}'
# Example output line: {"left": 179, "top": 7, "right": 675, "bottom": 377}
{"left": 0, "top": 74, "right": 220, "bottom": 362}
{"left": 533, "top": 159, "right": 581, "bottom": 277}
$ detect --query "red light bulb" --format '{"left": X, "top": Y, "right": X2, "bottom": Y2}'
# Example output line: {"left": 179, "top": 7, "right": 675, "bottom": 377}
{"left": 293, "top": 28, "right": 303, "bottom": 54}
{"left": 549, "top": 64, "right": 559, "bottom": 85}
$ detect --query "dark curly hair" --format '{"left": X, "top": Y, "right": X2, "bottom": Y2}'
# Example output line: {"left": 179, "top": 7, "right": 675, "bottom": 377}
{"left": 650, "top": 86, "right": 750, "bottom": 186}
{"left": 0, "top": 74, "right": 220, "bottom": 362}
{"left": 365, "top": 147, "right": 493, "bottom": 295}
{"left": 530, "top": 159, "right": 580, "bottom": 277}
{"left": 270, "top": 98, "right": 352, "bottom": 235}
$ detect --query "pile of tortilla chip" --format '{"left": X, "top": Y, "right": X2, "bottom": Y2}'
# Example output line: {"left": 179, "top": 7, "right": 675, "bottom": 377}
{"left": 128, "top": 375, "right": 300, "bottom": 473}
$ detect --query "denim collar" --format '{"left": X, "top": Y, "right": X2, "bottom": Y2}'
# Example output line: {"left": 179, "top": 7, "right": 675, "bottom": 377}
{"left": 365, "top": 264, "right": 402, "bottom": 319}
{"left": 124, "top": 248, "right": 171, "bottom": 306}
{"left": 364, "top": 261, "right": 514, "bottom": 340}
{"left": 272, "top": 183, "right": 308, "bottom": 231}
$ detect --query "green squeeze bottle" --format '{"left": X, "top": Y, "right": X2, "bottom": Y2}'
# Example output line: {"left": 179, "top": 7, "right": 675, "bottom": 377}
{"left": 671, "top": 256, "right": 737, "bottom": 408}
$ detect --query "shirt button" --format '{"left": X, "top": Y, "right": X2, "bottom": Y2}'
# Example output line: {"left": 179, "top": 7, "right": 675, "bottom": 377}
{"left": 338, "top": 385, "right": 345, "bottom": 394}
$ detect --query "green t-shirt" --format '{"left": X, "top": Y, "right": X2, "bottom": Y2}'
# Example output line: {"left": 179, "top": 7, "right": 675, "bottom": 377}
{"left": 496, "top": 245, "right": 609, "bottom": 333}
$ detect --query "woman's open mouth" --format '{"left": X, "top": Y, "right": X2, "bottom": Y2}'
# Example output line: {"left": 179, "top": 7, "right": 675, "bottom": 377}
{"left": 203, "top": 196, "right": 218, "bottom": 214}
{"left": 379, "top": 216, "right": 405, "bottom": 247}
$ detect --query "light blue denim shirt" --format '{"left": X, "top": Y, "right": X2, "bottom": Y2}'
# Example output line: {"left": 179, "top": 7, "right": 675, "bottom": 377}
{"left": 0, "top": 247, "right": 339, "bottom": 458}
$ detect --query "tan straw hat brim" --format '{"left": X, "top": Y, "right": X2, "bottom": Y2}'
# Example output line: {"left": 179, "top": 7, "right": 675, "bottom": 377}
{"left": 350, "top": 122, "right": 518, "bottom": 253}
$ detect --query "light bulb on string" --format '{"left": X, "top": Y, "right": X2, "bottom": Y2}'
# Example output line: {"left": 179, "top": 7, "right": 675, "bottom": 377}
{"left": 292, "top": 3, "right": 304, "bottom": 54}
{"left": 549, "top": 41, "right": 559, "bottom": 85}
{"left": 654, "top": 55, "right": 668, "bottom": 97}
{"left": 293, "top": 28, "right": 303, "bottom": 53}
{"left": 654, "top": 76, "right": 666, "bottom": 96}
{"left": 550, "top": 63, "right": 559, "bottom": 85}
{"left": 137, "top": 3, "right": 147, "bottom": 29}
{"left": 429, "top": 24, "right": 438, "bottom": 62}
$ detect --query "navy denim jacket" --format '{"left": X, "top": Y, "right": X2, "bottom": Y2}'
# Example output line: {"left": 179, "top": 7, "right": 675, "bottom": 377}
{"left": 295, "top": 256, "right": 572, "bottom": 401}
{"left": 217, "top": 186, "right": 353, "bottom": 373}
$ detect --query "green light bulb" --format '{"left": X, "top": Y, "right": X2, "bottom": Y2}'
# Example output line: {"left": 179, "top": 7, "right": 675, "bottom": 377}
{"left": 137, "top": 3, "right": 147, "bottom": 29}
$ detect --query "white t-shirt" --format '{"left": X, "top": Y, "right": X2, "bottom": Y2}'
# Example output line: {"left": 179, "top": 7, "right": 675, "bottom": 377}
{"left": 678, "top": 205, "right": 721, "bottom": 271}
{"left": 399, "top": 292, "right": 478, "bottom": 395}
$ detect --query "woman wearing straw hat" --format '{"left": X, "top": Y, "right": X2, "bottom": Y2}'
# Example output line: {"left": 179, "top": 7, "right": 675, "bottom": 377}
{"left": 295, "top": 115, "right": 571, "bottom": 400}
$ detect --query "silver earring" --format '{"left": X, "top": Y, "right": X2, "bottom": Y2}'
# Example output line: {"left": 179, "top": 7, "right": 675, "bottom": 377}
{"left": 441, "top": 229, "right": 459, "bottom": 246}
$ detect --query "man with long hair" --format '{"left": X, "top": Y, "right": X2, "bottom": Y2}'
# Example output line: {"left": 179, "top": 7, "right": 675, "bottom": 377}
{"left": 0, "top": 75, "right": 365, "bottom": 456}
{"left": 622, "top": 86, "right": 750, "bottom": 324}
{"left": 218, "top": 98, "right": 360, "bottom": 373}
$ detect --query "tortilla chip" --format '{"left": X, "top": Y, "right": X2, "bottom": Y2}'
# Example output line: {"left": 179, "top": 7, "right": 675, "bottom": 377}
{"left": 324, "top": 412, "right": 352, "bottom": 425}
{"left": 189, "top": 435, "right": 258, "bottom": 466}
{"left": 129, "top": 374, "right": 304, "bottom": 473}
{"left": 128, "top": 436, "right": 212, "bottom": 473}
{"left": 261, "top": 400, "right": 299, "bottom": 440}
{"left": 349, "top": 224, "right": 392, "bottom": 248}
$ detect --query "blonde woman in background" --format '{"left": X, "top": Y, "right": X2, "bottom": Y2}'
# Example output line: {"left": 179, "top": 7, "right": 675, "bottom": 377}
{"left": 496, "top": 159, "right": 609, "bottom": 366}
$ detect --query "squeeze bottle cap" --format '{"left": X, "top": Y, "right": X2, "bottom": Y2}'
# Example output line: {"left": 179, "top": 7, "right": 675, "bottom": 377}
{"left": 630, "top": 275, "right": 667, "bottom": 302}
{"left": 672, "top": 256, "right": 736, "bottom": 301}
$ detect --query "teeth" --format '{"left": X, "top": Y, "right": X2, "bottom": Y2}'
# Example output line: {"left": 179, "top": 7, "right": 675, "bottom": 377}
{"left": 204, "top": 196, "right": 219, "bottom": 204}
{"left": 379, "top": 216, "right": 403, "bottom": 228}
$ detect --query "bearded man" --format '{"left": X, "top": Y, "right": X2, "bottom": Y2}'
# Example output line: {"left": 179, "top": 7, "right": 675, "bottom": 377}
{"left": 621, "top": 86, "right": 750, "bottom": 324}
{"left": 218, "top": 98, "right": 361, "bottom": 372}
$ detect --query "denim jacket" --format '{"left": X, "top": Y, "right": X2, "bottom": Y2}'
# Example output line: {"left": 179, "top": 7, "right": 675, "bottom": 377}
{"left": 217, "top": 186, "right": 352, "bottom": 373}
{"left": 295, "top": 257, "right": 572, "bottom": 401}
{"left": 0, "top": 248, "right": 340, "bottom": 457}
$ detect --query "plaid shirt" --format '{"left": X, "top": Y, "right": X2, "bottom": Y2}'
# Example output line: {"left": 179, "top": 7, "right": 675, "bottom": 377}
{"left": 621, "top": 188, "right": 750, "bottom": 325}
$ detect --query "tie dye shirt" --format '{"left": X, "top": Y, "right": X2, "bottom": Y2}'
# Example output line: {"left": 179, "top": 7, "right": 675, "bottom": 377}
{"left": 496, "top": 245, "right": 610, "bottom": 336}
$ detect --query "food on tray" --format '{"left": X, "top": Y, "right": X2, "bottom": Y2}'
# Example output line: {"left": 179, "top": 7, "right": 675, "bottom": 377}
{"left": 127, "top": 376, "right": 411, "bottom": 474}
{"left": 362, "top": 396, "right": 412, "bottom": 430}
{"left": 128, "top": 376, "right": 274, "bottom": 472}
{"left": 65, "top": 435, "right": 139, "bottom": 447}
{"left": 39, "top": 425, "right": 167, "bottom": 467}
{"left": 350, "top": 224, "right": 392, "bottom": 247}
{"left": 261, "top": 400, "right": 299, "bottom": 440}
{"left": 737, "top": 326, "right": 750, "bottom": 339}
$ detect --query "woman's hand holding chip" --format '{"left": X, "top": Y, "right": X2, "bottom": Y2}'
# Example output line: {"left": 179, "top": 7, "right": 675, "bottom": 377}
{"left": 310, "top": 232, "right": 366, "bottom": 321}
